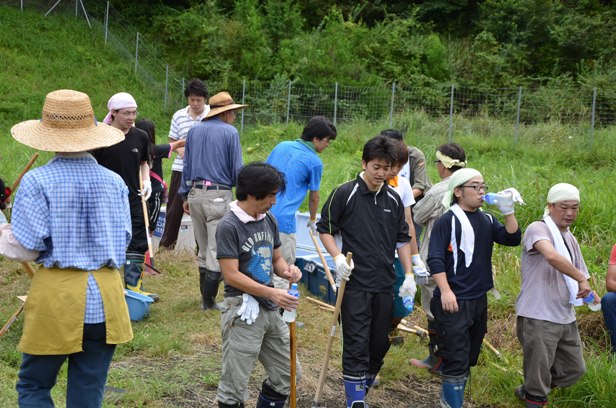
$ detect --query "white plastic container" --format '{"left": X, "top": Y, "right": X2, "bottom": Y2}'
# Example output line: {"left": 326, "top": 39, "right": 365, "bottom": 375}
{"left": 175, "top": 213, "right": 196, "bottom": 253}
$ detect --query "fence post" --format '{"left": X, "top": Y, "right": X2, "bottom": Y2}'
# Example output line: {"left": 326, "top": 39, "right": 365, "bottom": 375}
{"left": 286, "top": 80, "right": 292, "bottom": 125}
{"left": 75, "top": 0, "right": 78, "bottom": 17}
{"left": 333, "top": 83, "right": 339, "bottom": 127}
{"left": 134, "top": 32, "right": 140, "bottom": 73}
{"left": 241, "top": 79, "right": 246, "bottom": 134}
{"left": 515, "top": 86, "right": 523, "bottom": 144}
{"left": 104, "top": 1, "right": 109, "bottom": 44}
{"left": 164, "top": 64, "right": 169, "bottom": 111}
{"left": 590, "top": 87, "right": 597, "bottom": 147}
{"left": 389, "top": 82, "right": 396, "bottom": 128}
{"left": 448, "top": 84, "right": 455, "bottom": 142}
{"left": 21, "top": 0, "right": 23, "bottom": 12}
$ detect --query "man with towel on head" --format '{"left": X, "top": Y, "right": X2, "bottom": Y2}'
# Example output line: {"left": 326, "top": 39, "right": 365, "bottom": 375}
{"left": 427, "top": 168, "right": 522, "bottom": 408}
{"left": 92, "top": 92, "right": 157, "bottom": 301}
{"left": 514, "top": 183, "right": 599, "bottom": 408}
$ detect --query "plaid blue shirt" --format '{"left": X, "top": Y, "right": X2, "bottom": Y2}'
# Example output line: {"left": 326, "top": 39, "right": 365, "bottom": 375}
{"left": 13, "top": 155, "right": 132, "bottom": 323}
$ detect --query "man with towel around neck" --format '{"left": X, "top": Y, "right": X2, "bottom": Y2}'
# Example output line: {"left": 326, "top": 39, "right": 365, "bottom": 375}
{"left": 514, "top": 183, "right": 599, "bottom": 408}
{"left": 427, "top": 168, "right": 522, "bottom": 408}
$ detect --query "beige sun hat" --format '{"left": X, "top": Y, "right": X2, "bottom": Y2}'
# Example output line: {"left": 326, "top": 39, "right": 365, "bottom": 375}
{"left": 11, "top": 89, "right": 124, "bottom": 152}
{"left": 205, "top": 91, "right": 248, "bottom": 119}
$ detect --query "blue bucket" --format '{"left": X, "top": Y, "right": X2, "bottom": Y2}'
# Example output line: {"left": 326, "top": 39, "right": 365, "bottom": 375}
{"left": 124, "top": 289, "right": 154, "bottom": 321}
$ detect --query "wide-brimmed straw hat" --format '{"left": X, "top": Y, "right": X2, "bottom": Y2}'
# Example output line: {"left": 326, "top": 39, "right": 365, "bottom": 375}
{"left": 205, "top": 92, "right": 247, "bottom": 118}
{"left": 11, "top": 89, "right": 124, "bottom": 152}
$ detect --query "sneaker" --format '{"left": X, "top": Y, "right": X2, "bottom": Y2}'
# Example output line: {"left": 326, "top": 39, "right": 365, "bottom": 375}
{"left": 410, "top": 355, "right": 443, "bottom": 376}
{"left": 514, "top": 384, "right": 525, "bottom": 401}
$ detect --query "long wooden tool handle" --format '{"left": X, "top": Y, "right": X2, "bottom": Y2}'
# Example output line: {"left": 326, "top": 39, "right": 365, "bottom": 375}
{"left": 309, "top": 232, "right": 337, "bottom": 293}
{"left": 289, "top": 321, "right": 297, "bottom": 408}
{"left": 20, "top": 262, "right": 35, "bottom": 278}
{"left": 10, "top": 153, "right": 39, "bottom": 193}
{"left": 138, "top": 169, "right": 154, "bottom": 260}
{"left": 313, "top": 252, "right": 352, "bottom": 406}
{"left": 6, "top": 153, "right": 40, "bottom": 280}
{"left": 0, "top": 303, "right": 25, "bottom": 338}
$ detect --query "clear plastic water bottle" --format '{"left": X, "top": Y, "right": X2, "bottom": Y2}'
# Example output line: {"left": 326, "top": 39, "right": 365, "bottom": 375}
{"left": 282, "top": 283, "right": 300, "bottom": 322}
{"left": 583, "top": 292, "right": 601, "bottom": 312}
{"left": 402, "top": 295, "right": 414, "bottom": 313}
{"left": 483, "top": 192, "right": 511, "bottom": 205}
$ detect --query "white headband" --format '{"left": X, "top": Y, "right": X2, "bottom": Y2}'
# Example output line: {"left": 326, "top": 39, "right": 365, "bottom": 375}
{"left": 103, "top": 92, "right": 137, "bottom": 124}
{"left": 441, "top": 168, "right": 483, "bottom": 209}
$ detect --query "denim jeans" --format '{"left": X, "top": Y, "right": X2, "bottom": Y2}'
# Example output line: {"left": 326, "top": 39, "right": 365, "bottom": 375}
{"left": 16, "top": 323, "right": 116, "bottom": 408}
{"left": 602, "top": 292, "right": 616, "bottom": 353}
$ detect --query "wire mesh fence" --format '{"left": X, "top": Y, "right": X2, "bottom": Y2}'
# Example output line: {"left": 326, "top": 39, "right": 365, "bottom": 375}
{"left": 4, "top": 0, "right": 616, "bottom": 144}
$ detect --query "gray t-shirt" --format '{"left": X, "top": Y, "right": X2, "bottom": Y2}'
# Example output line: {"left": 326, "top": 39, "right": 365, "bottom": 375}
{"left": 516, "top": 221, "right": 588, "bottom": 324}
{"left": 216, "top": 211, "right": 282, "bottom": 310}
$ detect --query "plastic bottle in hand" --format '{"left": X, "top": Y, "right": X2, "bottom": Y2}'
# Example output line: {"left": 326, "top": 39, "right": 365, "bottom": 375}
{"left": 583, "top": 292, "right": 601, "bottom": 312}
{"left": 282, "top": 283, "right": 300, "bottom": 322}
{"left": 483, "top": 192, "right": 511, "bottom": 205}
{"left": 402, "top": 295, "right": 414, "bottom": 313}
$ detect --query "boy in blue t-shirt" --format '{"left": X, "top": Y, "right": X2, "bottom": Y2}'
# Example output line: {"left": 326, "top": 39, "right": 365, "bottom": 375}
{"left": 266, "top": 116, "right": 336, "bottom": 289}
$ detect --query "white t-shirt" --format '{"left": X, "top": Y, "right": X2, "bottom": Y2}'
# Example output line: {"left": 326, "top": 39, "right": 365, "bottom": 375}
{"left": 516, "top": 221, "right": 587, "bottom": 324}
{"left": 390, "top": 176, "right": 415, "bottom": 208}
{"left": 168, "top": 105, "right": 209, "bottom": 172}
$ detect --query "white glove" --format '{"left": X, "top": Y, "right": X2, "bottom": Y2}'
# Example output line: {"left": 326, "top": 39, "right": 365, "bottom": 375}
{"left": 141, "top": 180, "right": 152, "bottom": 201}
{"left": 399, "top": 274, "right": 417, "bottom": 299}
{"left": 237, "top": 293, "right": 260, "bottom": 325}
{"left": 307, "top": 219, "right": 318, "bottom": 236}
{"left": 334, "top": 254, "right": 354, "bottom": 285}
{"left": 412, "top": 254, "right": 430, "bottom": 286}
{"left": 495, "top": 187, "right": 524, "bottom": 216}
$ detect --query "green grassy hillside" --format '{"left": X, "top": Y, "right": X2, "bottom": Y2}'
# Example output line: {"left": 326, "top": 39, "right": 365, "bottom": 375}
{"left": 0, "top": 5, "right": 169, "bottom": 181}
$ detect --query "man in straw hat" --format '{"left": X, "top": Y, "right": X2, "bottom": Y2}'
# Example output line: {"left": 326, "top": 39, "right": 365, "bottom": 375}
{"left": 514, "top": 183, "right": 599, "bottom": 407}
{"left": 180, "top": 91, "right": 247, "bottom": 311}
{"left": 427, "top": 168, "right": 522, "bottom": 408}
{"left": 92, "top": 92, "right": 158, "bottom": 301}
{"left": 9, "top": 89, "right": 133, "bottom": 407}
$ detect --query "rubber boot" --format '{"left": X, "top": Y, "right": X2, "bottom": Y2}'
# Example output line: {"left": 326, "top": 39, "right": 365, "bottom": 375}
{"left": 255, "top": 393, "right": 285, "bottom": 408}
{"left": 218, "top": 402, "right": 245, "bottom": 408}
{"left": 344, "top": 374, "right": 367, "bottom": 408}
{"left": 202, "top": 269, "right": 221, "bottom": 310}
{"left": 199, "top": 267, "right": 207, "bottom": 310}
{"left": 256, "top": 380, "right": 287, "bottom": 408}
{"left": 365, "top": 372, "right": 378, "bottom": 395}
{"left": 440, "top": 375, "right": 467, "bottom": 408}
{"left": 124, "top": 253, "right": 160, "bottom": 302}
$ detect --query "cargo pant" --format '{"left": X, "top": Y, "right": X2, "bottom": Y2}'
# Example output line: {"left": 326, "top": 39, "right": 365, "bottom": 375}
{"left": 188, "top": 186, "right": 232, "bottom": 271}
{"left": 217, "top": 296, "right": 302, "bottom": 406}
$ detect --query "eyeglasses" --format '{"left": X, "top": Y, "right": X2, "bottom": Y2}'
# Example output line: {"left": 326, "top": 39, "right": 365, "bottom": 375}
{"left": 117, "top": 110, "right": 139, "bottom": 118}
{"left": 460, "top": 184, "right": 488, "bottom": 192}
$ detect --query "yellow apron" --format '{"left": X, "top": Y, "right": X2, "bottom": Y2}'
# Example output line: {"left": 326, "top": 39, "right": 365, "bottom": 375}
{"left": 19, "top": 266, "right": 133, "bottom": 355}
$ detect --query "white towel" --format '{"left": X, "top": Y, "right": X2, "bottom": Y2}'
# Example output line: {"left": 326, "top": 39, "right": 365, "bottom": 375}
{"left": 543, "top": 215, "right": 582, "bottom": 306}
{"left": 449, "top": 204, "right": 475, "bottom": 274}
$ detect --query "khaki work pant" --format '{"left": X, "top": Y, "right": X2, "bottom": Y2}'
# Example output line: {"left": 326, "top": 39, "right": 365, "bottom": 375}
{"left": 217, "top": 296, "right": 301, "bottom": 405}
{"left": 187, "top": 187, "right": 232, "bottom": 271}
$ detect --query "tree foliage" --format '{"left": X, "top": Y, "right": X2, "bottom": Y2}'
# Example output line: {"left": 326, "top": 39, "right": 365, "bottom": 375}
{"left": 132, "top": 0, "right": 616, "bottom": 92}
